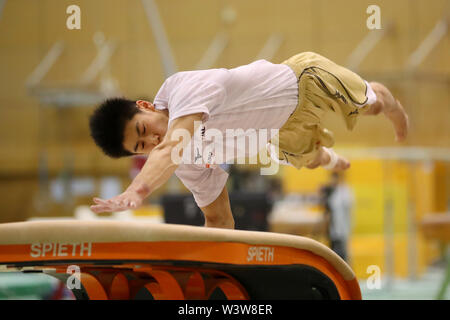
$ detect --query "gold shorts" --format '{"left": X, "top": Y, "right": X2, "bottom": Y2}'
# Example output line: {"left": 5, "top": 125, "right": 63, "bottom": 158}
{"left": 268, "top": 52, "right": 373, "bottom": 169}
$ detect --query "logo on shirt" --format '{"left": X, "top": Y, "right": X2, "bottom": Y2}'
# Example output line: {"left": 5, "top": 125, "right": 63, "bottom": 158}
{"left": 207, "top": 151, "right": 214, "bottom": 163}
{"left": 201, "top": 125, "right": 206, "bottom": 138}
{"left": 199, "top": 124, "right": 216, "bottom": 168}
{"left": 194, "top": 148, "right": 202, "bottom": 162}
{"left": 176, "top": 120, "right": 282, "bottom": 175}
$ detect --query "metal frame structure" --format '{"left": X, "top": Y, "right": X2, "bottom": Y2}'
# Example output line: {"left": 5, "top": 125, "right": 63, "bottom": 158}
{"left": 346, "top": 22, "right": 394, "bottom": 73}
{"left": 26, "top": 32, "right": 120, "bottom": 213}
{"left": 26, "top": 32, "right": 119, "bottom": 107}
{"left": 141, "top": 0, "right": 177, "bottom": 78}
{"left": 196, "top": 31, "right": 229, "bottom": 70}
{"left": 255, "top": 33, "right": 284, "bottom": 61}
{"left": 405, "top": 19, "right": 448, "bottom": 71}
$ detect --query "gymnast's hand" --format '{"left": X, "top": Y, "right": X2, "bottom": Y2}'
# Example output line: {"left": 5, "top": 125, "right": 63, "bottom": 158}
{"left": 90, "top": 189, "right": 144, "bottom": 213}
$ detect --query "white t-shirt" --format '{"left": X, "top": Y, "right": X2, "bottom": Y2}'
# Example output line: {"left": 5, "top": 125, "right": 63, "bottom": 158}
{"left": 153, "top": 60, "right": 299, "bottom": 207}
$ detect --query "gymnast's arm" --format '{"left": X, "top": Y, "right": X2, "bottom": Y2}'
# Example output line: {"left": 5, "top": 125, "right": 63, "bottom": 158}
{"left": 200, "top": 185, "right": 235, "bottom": 229}
{"left": 127, "top": 113, "right": 203, "bottom": 196}
{"left": 90, "top": 113, "right": 203, "bottom": 213}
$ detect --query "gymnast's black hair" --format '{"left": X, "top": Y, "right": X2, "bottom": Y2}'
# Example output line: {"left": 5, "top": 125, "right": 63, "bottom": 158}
{"left": 89, "top": 97, "right": 141, "bottom": 158}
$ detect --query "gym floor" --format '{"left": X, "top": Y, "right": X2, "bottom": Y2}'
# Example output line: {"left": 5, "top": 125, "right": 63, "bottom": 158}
{"left": 360, "top": 265, "right": 449, "bottom": 300}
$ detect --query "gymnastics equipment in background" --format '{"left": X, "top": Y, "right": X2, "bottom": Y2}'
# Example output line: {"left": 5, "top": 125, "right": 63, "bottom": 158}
{"left": 421, "top": 213, "right": 450, "bottom": 300}
{"left": 281, "top": 147, "right": 450, "bottom": 283}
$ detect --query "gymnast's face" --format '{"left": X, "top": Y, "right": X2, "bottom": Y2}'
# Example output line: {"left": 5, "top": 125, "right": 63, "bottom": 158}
{"left": 122, "top": 100, "right": 169, "bottom": 155}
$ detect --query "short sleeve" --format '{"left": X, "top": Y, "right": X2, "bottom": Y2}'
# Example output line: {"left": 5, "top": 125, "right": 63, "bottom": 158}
{"left": 168, "top": 81, "right": 226, "bottom": 124}
{"left": 174, "top": 163, "right": 229, "bottom": 208}
{"left": 153, "top": 81, "right": 169, "bottom": 110}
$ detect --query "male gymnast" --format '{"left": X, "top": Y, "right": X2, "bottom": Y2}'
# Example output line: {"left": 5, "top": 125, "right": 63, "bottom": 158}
{"left": 89, "top": 52, "right": 409, "bottom": 229}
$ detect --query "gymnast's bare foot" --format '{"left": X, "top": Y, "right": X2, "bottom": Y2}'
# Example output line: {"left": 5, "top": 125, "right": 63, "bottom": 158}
{"left": 334, "top": 155, "right": 351, "bottom": 171}
{"left": 366, "top": 82, "right": 409, "bottom": 142}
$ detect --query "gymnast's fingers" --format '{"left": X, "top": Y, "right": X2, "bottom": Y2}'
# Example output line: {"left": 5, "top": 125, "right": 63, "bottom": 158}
{"left": 90, "top": 205, "right": 104, "bottom": 213}
{"left": 90, "top": 204, "right": 112, "bottom": 213}
{"left": 104, "top": 201, "right": 128, "bottom": 212}
{"left": 93, "top": 198, "right": 109, "bottom": 204}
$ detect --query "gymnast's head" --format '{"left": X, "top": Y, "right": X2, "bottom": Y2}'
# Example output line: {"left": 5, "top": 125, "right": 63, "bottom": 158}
{"left": 89, "top": 98, "right": 169, "bottom": 158}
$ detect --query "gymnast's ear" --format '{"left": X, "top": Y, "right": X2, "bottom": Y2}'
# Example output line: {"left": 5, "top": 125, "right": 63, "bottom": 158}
{"left": 136, "top": 100, "right": 155, "bottom": 112}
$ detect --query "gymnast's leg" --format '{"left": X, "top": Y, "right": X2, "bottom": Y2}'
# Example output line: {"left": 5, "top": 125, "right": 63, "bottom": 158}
{"left": 364, "top": 82, "right": 409, "bottom": 142}
{"left": 307, "top": 81, "right": 409, "bottom": 171}
{"left": 200, "top": 185, "right": 235, "bottom": 229}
